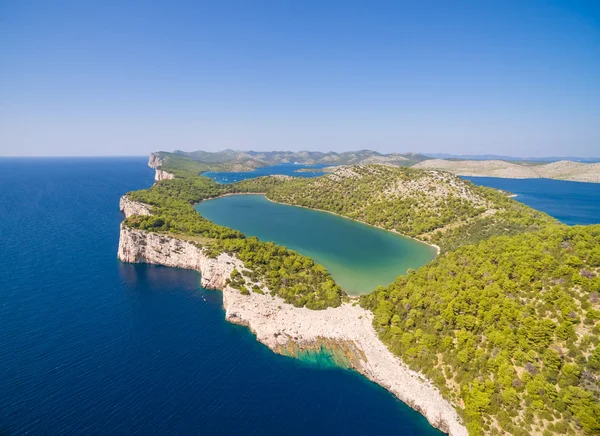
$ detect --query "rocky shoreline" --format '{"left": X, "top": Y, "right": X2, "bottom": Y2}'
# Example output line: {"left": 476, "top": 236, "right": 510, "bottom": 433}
{"left": 117, "top": 195, "right": 467, "bottom": 435}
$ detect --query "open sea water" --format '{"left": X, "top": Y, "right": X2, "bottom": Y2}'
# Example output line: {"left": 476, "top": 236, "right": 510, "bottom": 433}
{"left": 0, "top": 158, "right": 440, "bottom": 435}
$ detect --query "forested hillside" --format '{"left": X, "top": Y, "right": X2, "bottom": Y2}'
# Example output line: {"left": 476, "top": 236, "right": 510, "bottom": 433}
{"left": 124, "top": 176, "right": 344, "bottom": 309}
{"left": 128, "top": 157, "right": 600, "bottom": 435}
{"left": 155, "top": 149, "right": 431, "bottom": 173}
{"left": 238, "top": 165, "right": 556, "bottom": 252}
{"left": 361, "top": 225, "right": 600, "bottom": 435}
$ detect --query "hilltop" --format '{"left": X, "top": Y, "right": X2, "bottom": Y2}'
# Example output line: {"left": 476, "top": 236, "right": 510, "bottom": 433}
{"left": 238, "top": 165, "right": 556, "bottom": 252}
{"left": 414, "top": 159, "right": 600, "bottom": 183}
{"left": 362, "top": 224, "right": 600, "bottom": 435}
{"left": 153, "top": 149, "right": 431, "bottom": 173}
{"left": 121, "top": 155, "right": 599, "bottom": 435}
{"left": 152, "top": 150, "right": 600, "bottom": 183}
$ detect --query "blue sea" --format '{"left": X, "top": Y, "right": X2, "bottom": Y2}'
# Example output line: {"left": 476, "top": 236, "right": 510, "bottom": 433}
{"left": 0, "top": 158, "right": 439, "bottom": 435}
{"left": 204, "top": 163, "right": 329, "bottom": 183}
{"left": 463, "top": 176, "right": 600, "bottom": 225}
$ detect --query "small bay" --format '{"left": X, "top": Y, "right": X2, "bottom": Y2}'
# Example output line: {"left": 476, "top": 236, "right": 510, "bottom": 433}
{"left": 196, "top": 194, "right": 437, "bottom": 295}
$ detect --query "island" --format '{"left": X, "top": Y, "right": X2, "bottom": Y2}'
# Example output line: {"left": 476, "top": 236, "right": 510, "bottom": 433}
{"left": 118, "top": 151, "right": 600, "bottom": 435}
{"left": 414, "top": 159, "right": 600, "bottom": 183}
{"left": 151, "top": 149, "right": 600, "bottom": 183}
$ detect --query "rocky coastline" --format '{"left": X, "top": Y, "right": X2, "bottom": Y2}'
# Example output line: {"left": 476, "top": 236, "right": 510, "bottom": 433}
{"left": 117, "top": 194, "right": 467, "bottom": 435}
{"left": 148, "top": 152, "right": 175, "bottom": 181}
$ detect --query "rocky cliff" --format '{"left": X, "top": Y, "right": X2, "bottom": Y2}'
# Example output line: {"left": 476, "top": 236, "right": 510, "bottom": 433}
{"left": 148, "top": 153, "right": 175, "bottom": 181}
{"left": 148, "top": 152, "right": 165, "bottom": 169}
{"left": 117, "top": 195, "right": 467, "bottom": 435}
{"left": 120, "top": 195, "right": 152, "bottom": 217}
{"left": 118, "top": 225, "right": 240, "bottom": 289}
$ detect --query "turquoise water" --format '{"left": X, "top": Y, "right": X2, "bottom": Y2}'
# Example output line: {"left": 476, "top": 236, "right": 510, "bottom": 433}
{"left": 463, "top": 176, "right": 600, "bottom": 225}
{"left": 196, "top": 194, "right": 437, "bottom": 295}
{"left": 204, "top": 163, "right": 329, "bottom": 183}
{"left": 0, "top": 158, "right": 441, "bottom": 435}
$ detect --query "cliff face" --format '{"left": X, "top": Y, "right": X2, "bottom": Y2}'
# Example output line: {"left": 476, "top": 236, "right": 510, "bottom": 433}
{"left": 148, "top": 152, "right": 164, "bottom": 169}
{"left": 223, "top": 289, "right": 467, "bottom": 436}
{"left": 116, "top": 193, "right": 467, "bottom": 436}
{"left": 148, "top": 153, "right": 175, "bottom": 181}
{"left": 120, "top": 195, "right": 152, "bottom": 217}
{"left": 154, "top": 169, "right": 175, "bottom": 182}
{"left": 118, "top": 225, "right": 240, "bottom": 290}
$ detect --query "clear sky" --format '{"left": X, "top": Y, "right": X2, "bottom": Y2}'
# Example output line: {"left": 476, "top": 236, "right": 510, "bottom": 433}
{"left": 1, "top": 0, "right": 599, "bottom": 157}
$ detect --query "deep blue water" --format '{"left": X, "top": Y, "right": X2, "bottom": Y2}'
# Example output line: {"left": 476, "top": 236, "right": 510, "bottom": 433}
{"left": 0, "top": 158, "right": 440, "bottom": 435}
{"left": 463, "top": 176, "right": 600, "bottom": 225}
{"left": 204, "top": 163, "right": 329, "bottom": 183}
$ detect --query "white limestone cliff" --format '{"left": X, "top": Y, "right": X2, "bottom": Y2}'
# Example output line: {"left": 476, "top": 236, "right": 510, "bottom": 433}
{"left": 120, "top": 195, "right": 152, "bottom": 217}
{"left": 148, "top": 153, "right": 175, "bottom": 181}
{"left": 154, "top": 169, "right": 175, "bottom": 182}
{"left": 117, "top": 195, "right": 467, "bottom": 435}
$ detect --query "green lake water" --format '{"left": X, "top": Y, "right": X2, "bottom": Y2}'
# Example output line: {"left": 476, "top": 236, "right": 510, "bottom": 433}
{"left": 196, "top": 195, "right": 437, "bottom": 295}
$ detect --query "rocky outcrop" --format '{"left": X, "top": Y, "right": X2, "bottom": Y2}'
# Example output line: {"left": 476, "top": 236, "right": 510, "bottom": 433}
{"left": 119, "top": 195, "right": 152, "bottom": 217}
{"left": 154, "top": 169, "right": 175, "bottom": 182}
{"left": 223, "top": 289, "right": 467, "bottom": 436}
{"left": 118, "top": 225, "right": 241, "bottom": 289}
{"left": 117, "top": 214, "right": 466, "bottom": 435}
{"left": 415, "top": 159, "right": 600, "bottom": 183}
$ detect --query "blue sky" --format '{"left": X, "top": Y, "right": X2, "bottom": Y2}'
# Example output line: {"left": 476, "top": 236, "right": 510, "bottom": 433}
{"left": 1, "top": 0, "right": 599, "bottom": 157}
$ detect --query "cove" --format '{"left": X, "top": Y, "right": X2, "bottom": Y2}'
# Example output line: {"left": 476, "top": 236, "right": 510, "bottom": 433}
{"left": 196, "top": 194, "right": 437, "bottom": 295}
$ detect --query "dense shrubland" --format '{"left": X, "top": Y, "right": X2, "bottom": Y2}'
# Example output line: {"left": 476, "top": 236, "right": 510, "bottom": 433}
{"left": 361, "top": 225, "right": 600, "bottom": 435}
{"left": 125, "top": 158, "right": 600, "bottom": 434}
{"left": 238, "top": 165, "right": 556, "bottom": 252}
{"left": 124, "top": 176, "right": 344, "bottom": 309}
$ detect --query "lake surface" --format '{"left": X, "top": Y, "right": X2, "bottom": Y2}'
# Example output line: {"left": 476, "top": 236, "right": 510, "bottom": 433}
{"left": 204, "top": 163, "right": 329, "bottom": 183}
{"left": 0, "top": 158, "right": 440, "bottom": 435}
{"left": 463, "top": 176, "right": 600, "bottom": 225}
{"left": 196, "top": 195, "right": 437, "bottom": 295}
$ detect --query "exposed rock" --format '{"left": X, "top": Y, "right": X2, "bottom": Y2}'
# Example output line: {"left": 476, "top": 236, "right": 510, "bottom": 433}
{"left": 223, "top": 288, "right": 467, "bottom": 436}
{"left": 117, "top": 212, "right": 467, "bottom": 435}
{"left": 118, "top": 225, "right": 241, "bottom": 289}
{"left": 155, "top": 169, "right": 175, "bottom": 182}
{"left": 148, "top": 152, "right": 165, "bottom": 169}
{"left": 148, "top": 153, "right": 175, "bottom": 181}
{"left": 119, "top": 195, "right": 152, "bottom": 217}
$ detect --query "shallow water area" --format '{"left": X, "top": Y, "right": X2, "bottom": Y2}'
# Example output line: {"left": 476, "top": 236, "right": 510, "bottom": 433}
{"left": 196, "top": 194, "right": 437, "bottom": 295}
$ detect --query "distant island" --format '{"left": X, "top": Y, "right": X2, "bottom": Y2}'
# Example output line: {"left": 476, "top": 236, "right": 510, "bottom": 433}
{"left": 152, "top": 149, "right": 600, "bottom": 183}
{"left": 415, "top": 159, "right": 600, "bottom": 183}
{"left": 118, "top": 151, "right": 600, "bottom": 435}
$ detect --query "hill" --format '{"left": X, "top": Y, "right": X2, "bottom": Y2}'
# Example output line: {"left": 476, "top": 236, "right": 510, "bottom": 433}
{"left": 238, "top": 165, "right": 557, "bottom": 252}
{"left": 125, "top": 157, "right": 600, "bottom": 434}
{"left": 361, "top": 224, "right": 600, "bottom": 435}
{"left": 154, "top": 149, "right": 431, "bottom": 174}
{"left": 414, "top": 159, "right": 600, "bottom": 183}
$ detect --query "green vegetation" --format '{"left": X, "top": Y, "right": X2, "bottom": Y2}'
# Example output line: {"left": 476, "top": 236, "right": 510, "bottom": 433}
{"left": 238, "top": 165, "right": 556, "bottom": 252}
{"left": 129, "top": 154, "right": 600, "bottom": 434}
{"left": 155, "top": 149, "right": 431, "bottom": 174}
{"left": 124, "top": 176, "right": 344, "bottom": 309}
{"left": 361, "top": 225, "right": 600, "bottom": 435}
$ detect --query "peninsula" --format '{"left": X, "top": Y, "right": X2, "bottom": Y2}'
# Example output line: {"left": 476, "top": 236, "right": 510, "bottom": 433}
{"left": 152, "top": 149, "right": 600, "bottom": 183}
{"left": 118, "top": 152, "right": 600, "bottom": 435}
